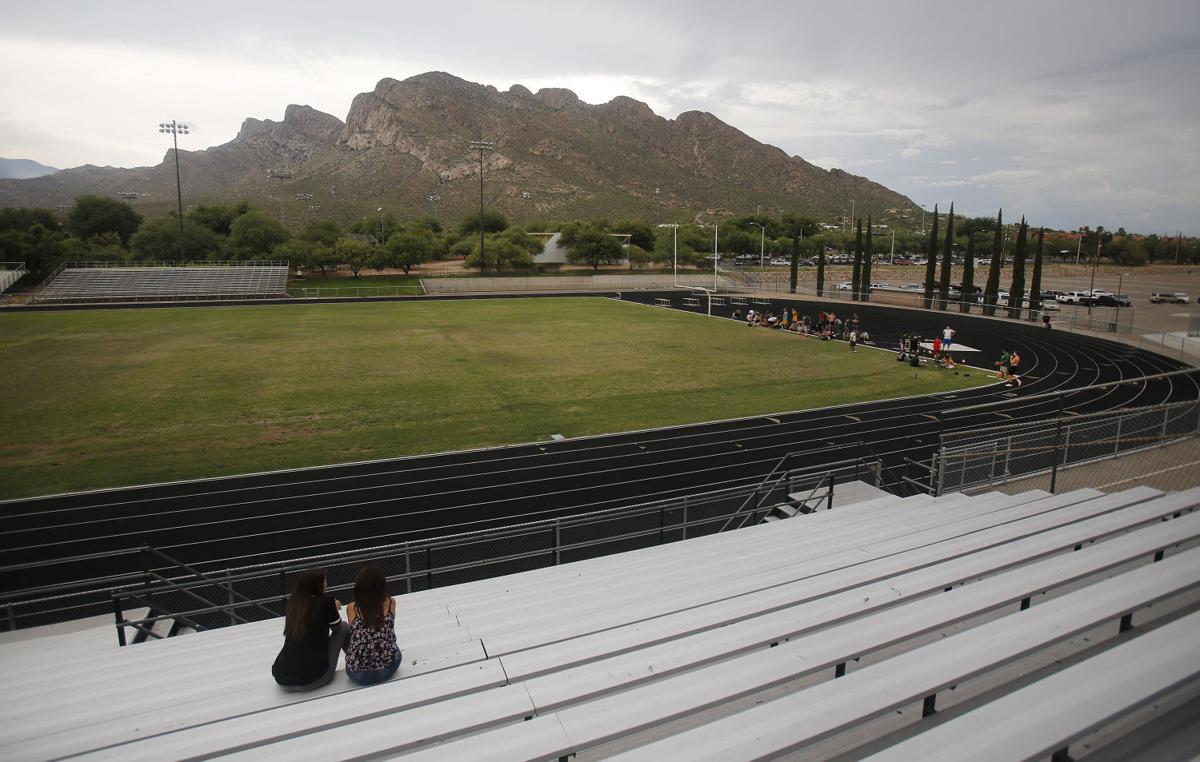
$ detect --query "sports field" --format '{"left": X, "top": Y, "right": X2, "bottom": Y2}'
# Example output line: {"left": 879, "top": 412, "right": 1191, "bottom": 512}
{"left": 0, "top": 298, "right": 989, "bottom": 499}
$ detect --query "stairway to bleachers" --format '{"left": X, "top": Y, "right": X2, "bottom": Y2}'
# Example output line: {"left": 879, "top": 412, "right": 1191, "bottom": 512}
{"left": 2, "top": 485, "right": 1199, "bottom": 761}
{"left": 34, "top": 263, "right": 289, "bottom": 303}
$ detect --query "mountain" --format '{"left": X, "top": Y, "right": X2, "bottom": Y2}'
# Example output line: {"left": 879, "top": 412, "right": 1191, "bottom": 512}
{"left": 0, "top": 72, "right": 915, "bottom": 226}
{"left": 0, "top": 157, "right": 59, "bottom": 180}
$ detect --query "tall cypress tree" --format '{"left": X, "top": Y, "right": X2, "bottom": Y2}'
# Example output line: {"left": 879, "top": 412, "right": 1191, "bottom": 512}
{"left": 862, "top": 214, "right": 874, "bottom": 302}
{"left": 1007, "top": 217, "right": 1029, "bottom": 320}
{"left": 959, "top": 234, "right": 976, "bottom": 314}
{"left": 938, "top": 203, "right": 955, "bottom": 310}
{"left": 922, "top": 205, "right": 939, "bottom": 309}
{"left": 789, "top": 235, "right": 799, "bottom": 294}
{"left": 1028, "top": 226, "right": 1045, "bottom": 319}
{"left": 816, "top": 243, "right": 826, "bottom": 296}
{"left": 851, "top": 218, "right": 864, "bottom": 301}
{"left": 982, "top": 208, "right": 1003, "bottom": 316}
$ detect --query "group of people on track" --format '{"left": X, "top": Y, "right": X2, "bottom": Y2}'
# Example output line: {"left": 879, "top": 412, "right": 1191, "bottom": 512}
{"left": 731, "top": 307, "right": 869, "bottom": 350}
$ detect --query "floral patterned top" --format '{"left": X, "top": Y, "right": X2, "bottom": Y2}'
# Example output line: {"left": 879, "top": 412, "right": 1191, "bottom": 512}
{"left": 346, "top": 603, "right": 400, "bottom": 672}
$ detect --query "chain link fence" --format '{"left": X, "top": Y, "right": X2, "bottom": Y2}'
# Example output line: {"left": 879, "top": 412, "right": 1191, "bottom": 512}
{"left": 935, "top": 400, "right": 1200, "bottom": 495}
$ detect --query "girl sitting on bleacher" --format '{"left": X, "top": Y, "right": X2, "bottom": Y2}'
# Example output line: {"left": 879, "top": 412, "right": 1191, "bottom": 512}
{"left": 272, "top": 568, "right": 348, "bottom": 691}
{"left": 345, "top": 566, "right": 403, "bottom": 686}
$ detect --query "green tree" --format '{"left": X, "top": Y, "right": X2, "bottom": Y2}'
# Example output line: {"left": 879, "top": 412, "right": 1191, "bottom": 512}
{"left": 566, "top": 228, "right": 625, "bottom": 270}
{"left": 66, "top": 195, "right": 142, "bottom": 247}
{"left": 937, "top": 203, "right": 955, "bottom": 310}
{"left": 335, "top": 238, "right": 373, "bottom": 277}
{"left": 626, "top": 244, "right": 654, "bottom": 270}
{"left": 274, "top": 239, "right": 317, "bottom": 273}
{"left": 959, "top": 233, "right": 976, "bottom": 314}
{"left": 614, "top": 219, "right": 655, "bottom": 250}
{"left": 982, "top": 209, "right": 1003, "bottom": 316}
{"left": 130, "top": 214, "right": 220, "bottom": 261}
{"left": 0, "top": 223, "right": 79, "bottom": 280}
{"left": 228, "top": 211, "right": 290, "bottom": 259}
{"left": 189, "top": 201, "right": 250, "bottom": 236}
{"left": 861, "top": 216, "right": 874, "bottom": 303}
{"left": 384, "top": 229, "right": 435, "bottom": 274}
{"left": 1028, "top": 227, "right": 1045, "bottom": 318}
{"left": 299, "top": 220, "right": 341, "bottom": 248}
{"left": 464, "top": 236, "right": 534, "bottom": 271}
{"left": 0, "top": 207, "right": 60, "bottom": 234}
{"left": 816, "top": 244, "right": 826, "bottom": 296}
{"left": 457, "top": 209, "right": 509, "bottom": 237}
{"left": 1007, "top": 218, "right": 1029, "bottom": 320}
{"left": 922, "top": 205, "right": 939, "bottom": 309}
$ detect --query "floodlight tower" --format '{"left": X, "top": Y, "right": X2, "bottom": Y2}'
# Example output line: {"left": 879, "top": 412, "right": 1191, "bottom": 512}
{"left": 158, "top": 120, "right": 189, "bottom": 262}
{"left": 267, "top": 169, "right": 295, "bottom": 225}
{"left": 469, "top": 139, "right": 495, "bottom": 270}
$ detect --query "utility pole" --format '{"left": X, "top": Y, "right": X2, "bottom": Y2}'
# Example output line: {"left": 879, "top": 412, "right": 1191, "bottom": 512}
{"left": 158, "top": 120, "right": 189, "bottom": 262}
{"left": 1075, "top": 228, "right": 1083, "bottom": 265}
{"left": 469, "top": 139, "right": 494, "bottom": 271}
{"left": 1177, "top": 232, "right": 1183, "bottom": 264}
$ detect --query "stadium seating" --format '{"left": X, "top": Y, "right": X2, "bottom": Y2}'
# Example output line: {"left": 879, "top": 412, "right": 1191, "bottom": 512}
{"left": 34, "top": 264, "right": 288, "bottom": 303}
{"left": 2, "top": 484, "right": 1197, "bottom": 761}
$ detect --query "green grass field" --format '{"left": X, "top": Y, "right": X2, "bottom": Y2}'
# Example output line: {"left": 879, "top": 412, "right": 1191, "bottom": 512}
{"left": 0, "top": 298, "right": 989, "bottom": 499}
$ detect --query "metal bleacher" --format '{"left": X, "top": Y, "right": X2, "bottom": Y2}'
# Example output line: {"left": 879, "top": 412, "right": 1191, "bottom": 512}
{"left": 2, "top": 485, "right": 1198, "bottom": 760}
{"left": 33, "top": 262, "right": 289, "bottom": 304}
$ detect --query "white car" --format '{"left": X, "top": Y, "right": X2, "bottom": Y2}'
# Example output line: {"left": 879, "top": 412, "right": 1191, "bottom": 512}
{"left": 1057, "top": 291, "right": 1091, "bottom": 305}
{"left": 1150, "top": 292, "right": 1190, "bottom": 304}
{"left": 769, "top": 258, "right": 790, "bottom": 267}
{"left": 836, "top": 282, "right": 854, "bottom": 291}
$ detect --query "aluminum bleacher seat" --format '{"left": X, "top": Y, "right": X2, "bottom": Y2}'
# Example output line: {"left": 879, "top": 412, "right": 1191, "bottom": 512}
{"left": 2, "top": 485, "right": 1197, "bottom": 761}
{"left": 35, "top": 264, "right": 289, "bottom": 303}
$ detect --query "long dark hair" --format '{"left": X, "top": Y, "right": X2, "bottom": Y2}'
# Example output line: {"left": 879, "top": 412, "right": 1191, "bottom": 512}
{"left": 283, "top": 568, "right": 326, "bottom": 640}
{"left": 353, "top": 566, "right": 389, "bottom": 629}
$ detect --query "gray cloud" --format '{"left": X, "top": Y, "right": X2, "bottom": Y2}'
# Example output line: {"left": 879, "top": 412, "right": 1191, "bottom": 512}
{"left": 1, "top": 0, "right": 1197, "bottom": 233}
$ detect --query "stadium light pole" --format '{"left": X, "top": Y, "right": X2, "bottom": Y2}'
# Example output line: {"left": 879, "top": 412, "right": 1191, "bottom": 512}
{"left": 469, "top": 140, "right": 494, "bottom": 271}
{"left": 749, "top": 221, "right": 766, "bottom": 268}
{"left": 377, "top": 207, "right": 385, "bottom": 243}
{"left": 656, "top": 223, "right": 681, "bottom": 287}
{"left": 159, "top": 120, "right": 189, "bottom": 262}
{"left": 1087, "top": 226, "right": 1103, "bottom": 319}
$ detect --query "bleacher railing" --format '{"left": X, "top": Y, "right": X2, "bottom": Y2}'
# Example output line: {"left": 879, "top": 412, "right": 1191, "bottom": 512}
{"left": 99, "top": 456, "right": 880, "bottom": 645}
{"left": 935, "top": 399, "right": 1200, "bottom": 495}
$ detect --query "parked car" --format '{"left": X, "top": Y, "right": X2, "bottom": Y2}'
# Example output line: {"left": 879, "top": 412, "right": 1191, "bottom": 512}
{"left": 836, "top": 281, "right": 853, "bottom": 291}
{"left": 1040, "top": 300, "right": 1060, "bottom": 311}
{"left": 733, "top": 254, "right": 756, "bottom": 266}
{"left": 1150, "top": 292, "right": 1190, "bottom": 304}
{"left": 1057, "top": 291, "right": 1092, "bottom": 305}
{"left": 892, "top": 257, "right": 913, "bottom": 265}
{"left": 903, "top": 283, "right": 922, "bottom": 291}
{"left": 769, "top": 257, "right": 791, "bottom": 267}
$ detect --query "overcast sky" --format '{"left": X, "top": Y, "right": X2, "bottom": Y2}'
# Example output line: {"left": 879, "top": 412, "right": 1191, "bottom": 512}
{"left": 2, "top": 0, "right": 1197, "bottom": 234}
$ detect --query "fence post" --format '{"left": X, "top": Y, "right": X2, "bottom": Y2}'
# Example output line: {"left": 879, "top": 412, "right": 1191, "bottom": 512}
{"left": 1003, "top": 435, "right": 1013, "bottom": 476}
{"left": 226, "top": 569, "right": 235, "bottom": 626}
{"left": 682, "top": 497, "right": 689, "bottom": 541}
{"left": 425, "top": 546, "right": 434, "bottom": 590}
{"left": 826, "top": 471, "right": 835, "bottom": 511}
{"left": 1114, "top": 415, "right": 1123, "bottom": 457}
{"left": 554, "top": 520, "right": 562, "bottom": 565}
{"left": 404, "top": 543, "right": 411, "bottom": 595}
{"left": 113, "top": 594, "right": 127, "bottom": 648}
{"left": 1050, "top": 414, "right": 1064, "bottom": 494}
{"left": 658, "top": 507, "right": 665, "bottom": 546}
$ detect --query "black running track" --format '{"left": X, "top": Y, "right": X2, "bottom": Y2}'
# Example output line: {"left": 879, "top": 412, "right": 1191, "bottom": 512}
{"left": 2, "top": 291, "right": 1197, "bottom": 605}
